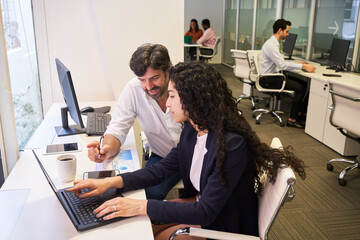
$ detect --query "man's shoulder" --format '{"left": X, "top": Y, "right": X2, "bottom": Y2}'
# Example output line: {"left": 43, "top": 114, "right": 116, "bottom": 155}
{"left": 128, "top": 77, "right": 140, "bottom": 86}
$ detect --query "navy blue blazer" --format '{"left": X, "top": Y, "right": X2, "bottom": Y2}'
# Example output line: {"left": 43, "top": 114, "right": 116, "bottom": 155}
{"left": 121, "top": 123, "right": 258, "bottom": 236}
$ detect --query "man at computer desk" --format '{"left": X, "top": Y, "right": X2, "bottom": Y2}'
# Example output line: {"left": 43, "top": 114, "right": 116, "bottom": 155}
{"left": 87, "top": 44, "right": 182, "bottom": 200}
{"left": 260, "top": 18, "right": 316, "bottom": 128}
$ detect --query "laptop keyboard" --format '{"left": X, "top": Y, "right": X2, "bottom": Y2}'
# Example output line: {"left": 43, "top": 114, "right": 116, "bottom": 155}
{"left": 66, "top": 188, "right": 103, "bottom": 225}
{"left": 86, "top": 112, "right": 111, "bottom": 135}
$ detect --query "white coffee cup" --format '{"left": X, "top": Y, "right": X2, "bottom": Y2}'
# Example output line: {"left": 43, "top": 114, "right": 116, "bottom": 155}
{"left": 57, "top": 154, "right": 77, "bottom": 182}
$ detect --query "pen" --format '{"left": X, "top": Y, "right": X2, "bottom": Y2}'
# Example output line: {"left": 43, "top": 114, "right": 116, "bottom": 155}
{"left": 99, "top": 135, "right": 104, "bottom": 159}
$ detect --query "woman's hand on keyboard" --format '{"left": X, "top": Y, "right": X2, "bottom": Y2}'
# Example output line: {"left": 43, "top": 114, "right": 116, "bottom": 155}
{"left": 67, "top": 176, "right": 123, "bottom": 198}
{"left": 94, "top": 197, "right": 148, "bottom": 220}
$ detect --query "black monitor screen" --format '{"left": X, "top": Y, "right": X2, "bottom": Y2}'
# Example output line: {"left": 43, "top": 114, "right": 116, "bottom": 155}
{"left": 329, "top": 38, "right": 350, "bottom": 68}
{"left": 282, "top": 33, "right": 297, "bottom": 60}
{"left": 55, "top": 59, "right": 86, "bottom": 136}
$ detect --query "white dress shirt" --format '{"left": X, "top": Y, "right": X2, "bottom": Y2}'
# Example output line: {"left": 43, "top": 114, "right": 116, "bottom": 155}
{"left": 259, "top": 35, "right": 302, "bottom": 74}
{"left": 190, "top": 133, "right": 208, "bottom": 193}
{"left": 105, "top": 77, "right": 182, "bottom": 158}
{"left": 196, "top": 27, "right": 216, "bottom": 47}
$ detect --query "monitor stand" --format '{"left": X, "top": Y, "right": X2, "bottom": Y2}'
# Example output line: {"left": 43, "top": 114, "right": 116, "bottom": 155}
{"left": 285, "top": 56, "right": 294, "bottom": 60}
{"left": 55, "top": 107, "right": 86, "bottom": 136}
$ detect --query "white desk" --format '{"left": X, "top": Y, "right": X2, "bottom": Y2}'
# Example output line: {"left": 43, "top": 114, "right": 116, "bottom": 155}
{"left": 282, "top": 60, "right": 360, "bottom": 156}
{"left": 184, "top": 43, "right": 202, "bottom": 60}
{"left": 1, "top": 102, "right": 154, "bottom": 240}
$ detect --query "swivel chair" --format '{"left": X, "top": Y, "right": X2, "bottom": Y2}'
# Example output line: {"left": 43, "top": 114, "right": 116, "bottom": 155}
{"left": 230, "top": 49, "right": 260, "bottom": 110}
{"left": 251, "top": 52, "right": 294, "bottom": 127}
{"left": 326, "top": 80, "right": 360, "bottom": 186}
{"left": 169, "top": 137, "right": 297, "bottom": 240}
{"left": 198, "top": 36, "right": 221, "bottom": 63}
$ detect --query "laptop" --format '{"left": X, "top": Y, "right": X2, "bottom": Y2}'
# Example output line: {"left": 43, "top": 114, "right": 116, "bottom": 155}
{"left": 184, "top": 35, "right": 193, "bottom": 43}
{"left": 32, "top": 149, "right": 126, "bottom": 231}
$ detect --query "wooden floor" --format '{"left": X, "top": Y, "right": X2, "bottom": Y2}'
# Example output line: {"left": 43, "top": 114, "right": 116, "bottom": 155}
{"left": 212, "top": 64, "right": 360, "bottom": 240}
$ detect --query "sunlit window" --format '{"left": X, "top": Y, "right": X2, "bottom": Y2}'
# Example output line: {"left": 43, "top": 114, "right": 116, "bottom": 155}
{"left": 1, "top": 0, "right": 43, "bottom": 150}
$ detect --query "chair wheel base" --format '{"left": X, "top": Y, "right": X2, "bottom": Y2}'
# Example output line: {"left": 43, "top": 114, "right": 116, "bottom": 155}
{"left": 339, "top": 178, "right": 347, "bottom": 186}
{"left": 280, "top": 122, "right": 285, "bottom": 127}
{"left": 327, "top": 163, "right": 334, "bottom": 171}
{"left": 256, "top": 120, "right": 260, "bottom": 124}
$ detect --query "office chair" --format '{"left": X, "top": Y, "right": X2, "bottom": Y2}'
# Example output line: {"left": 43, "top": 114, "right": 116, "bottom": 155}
{"left": 326, "top": 80, "right": 360, "bottom": 186}
{"left": 198, "top": 36, "right": 221, "bottom": 63}
{"left": 251, "top": 52, "right": 294, "bottom": 127}
{"left": 230, "top": 49, "right": 261, "bottom": 110}
{"left": 140, "top": 131, "right": 184, "bottom": 190}
{"left": 169, "top": 137, "right": 297, "bottom": 240}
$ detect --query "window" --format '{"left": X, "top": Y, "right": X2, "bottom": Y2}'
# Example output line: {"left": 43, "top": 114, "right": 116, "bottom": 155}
{"left": 255, "top": 0, "right": 278, "bottom": 50}
{"left": 1, "top": 0, "right": 43, "bottom": 151}
{"left": 282, "top": 0, "right": 312, "bottom": 59}
{"left": 311, "top": 0, "right": 359, "bottom": 70}
{"left": 223, "top": 0, "right": 238, "bottom": 66}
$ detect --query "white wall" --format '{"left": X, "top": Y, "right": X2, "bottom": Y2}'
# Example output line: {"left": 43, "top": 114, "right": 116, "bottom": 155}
{"left": 184, "top": 0, "right": 224, "bottom": 63}
{"left": 33, "top": 0, "right": 184, "bottom": 113}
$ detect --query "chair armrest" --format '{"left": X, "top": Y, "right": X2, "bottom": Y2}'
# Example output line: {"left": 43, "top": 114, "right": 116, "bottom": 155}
{"left": 199, "top": 46, "right": 213, "bottom": 50}
{"left": 169, "top": 227, "right": 260, "bottom": 240}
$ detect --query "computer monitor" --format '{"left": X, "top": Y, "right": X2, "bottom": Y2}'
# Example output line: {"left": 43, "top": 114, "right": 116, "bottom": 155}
{"left": 282, "top": 33, "right": 297, "bottom": 60}
{"left": 54, "top": 58, "right": 86, "bottom": 136}
{"left": 328, "top": 38, "right": 350, "bottom": 71}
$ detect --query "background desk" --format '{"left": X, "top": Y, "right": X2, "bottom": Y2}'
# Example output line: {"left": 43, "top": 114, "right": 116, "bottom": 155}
{"left": 184, "top": 43, "right": 202, "bottom": 61}
{"left": 1, "top": 102, "right": 154, "bottom": 240}
{"left": 292, "top": 62, "right": 360, "bottom": 156}
{"left": 243, "top": 59, "right": 360, "bottom": 156}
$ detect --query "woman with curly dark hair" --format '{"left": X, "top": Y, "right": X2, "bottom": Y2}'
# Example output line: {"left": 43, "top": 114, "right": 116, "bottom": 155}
{"left": 68, "top": 61, "right": 306, "bottom": 240}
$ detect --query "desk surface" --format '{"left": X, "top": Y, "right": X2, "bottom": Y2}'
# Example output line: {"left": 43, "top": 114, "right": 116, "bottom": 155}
{"left": 286, "top": 57, "right": 360, "bottom": 87}
{"left": 1, "top": 102, "right": 154, "bottom": 240}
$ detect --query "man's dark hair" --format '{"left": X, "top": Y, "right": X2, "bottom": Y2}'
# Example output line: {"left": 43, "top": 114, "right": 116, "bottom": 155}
{"left": 202, "top": 19, "right": 210, "bottom": 27}
{"left": 129, "top": 43, "right": 171, "bottom": 77}
{"left": 273, "top": 18, "right": 291, "bottom": 34}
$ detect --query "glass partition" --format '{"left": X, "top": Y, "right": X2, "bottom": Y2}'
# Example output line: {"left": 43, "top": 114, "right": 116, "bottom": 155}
{"left": 238, "top": 0, "right": 253, "bottom": 51}
{"left": 255, "top": 0, "right": 278, "bottom": 50}
{"left": 311, "top": 0, "right": 359, "bottom": 70}
{"left": 223, "top": 0, "right": 237, "bottom": 66}
{"left": 282, "top": 0, "right": 311, "bottom": 59}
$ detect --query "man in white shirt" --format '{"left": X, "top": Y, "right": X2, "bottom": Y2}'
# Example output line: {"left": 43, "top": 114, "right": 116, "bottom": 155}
{"left": 87, "top": 44, "right": 182, "bottom": 200}
{"left": 259, "top": 19, "right": 316, "bottom": 128}
{"left": 197, "top": 19, "right": 217, "bottom": 56}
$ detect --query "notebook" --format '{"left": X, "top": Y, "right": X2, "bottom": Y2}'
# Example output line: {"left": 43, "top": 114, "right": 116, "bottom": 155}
{"left": 184, "top": 35, "right": 193, "bottom": 43}
{"left": 32, "top": 149, "right": 126, "bottom": 232}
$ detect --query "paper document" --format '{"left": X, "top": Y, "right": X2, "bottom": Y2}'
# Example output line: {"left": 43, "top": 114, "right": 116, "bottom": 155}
{"left": 95, "top": 149, "right": 134, "bottom": 173}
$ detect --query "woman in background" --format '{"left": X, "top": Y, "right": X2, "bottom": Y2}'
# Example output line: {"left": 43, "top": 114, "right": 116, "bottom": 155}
{"left": 68, "top": 62, "right": 306, "bottom": 240}
{"left": 185, "top": 19, "right": 203, "bottom": 43}
{"left": 185, "top": 19, "right": 203, "bottom": 60}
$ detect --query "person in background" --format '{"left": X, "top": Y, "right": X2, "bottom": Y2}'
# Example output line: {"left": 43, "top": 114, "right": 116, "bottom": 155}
{"left": 185, "top": 19, "right": 203, "bottom": 43}
{"left": 87, "top": 43, "right": 182, "bottom": 200}
{"left": 259, "top": 18, "right": 316, "bottom": 128}
{"left": 196, "top": 19, "right": 216, "bottom": 48}
{"left": 185, "top": 19, "right": 203, "bottom": 61}
{"left": 69, "top": 62, "right": 306, "bottom": 240}
{"left": 196, "top": 19, "right": 217, "bottom": 59}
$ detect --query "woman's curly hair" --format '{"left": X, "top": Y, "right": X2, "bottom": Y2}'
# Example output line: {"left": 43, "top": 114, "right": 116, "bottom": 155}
{"left": 169, "top": 62, "right": 306, "bottom": 194}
